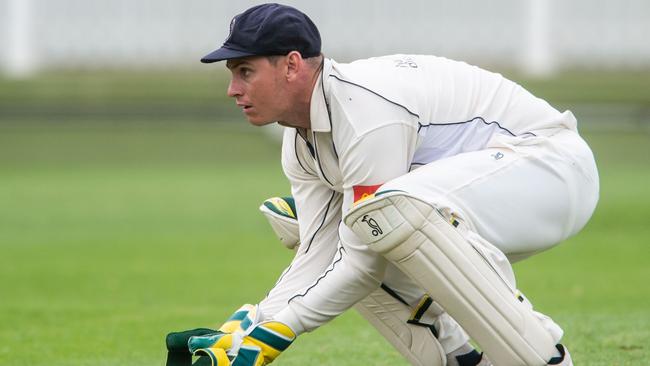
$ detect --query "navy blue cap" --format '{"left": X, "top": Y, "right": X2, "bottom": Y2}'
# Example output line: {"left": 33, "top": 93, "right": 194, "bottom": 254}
{"left": 201, "top": 3, "right": 321, "bottom": 63}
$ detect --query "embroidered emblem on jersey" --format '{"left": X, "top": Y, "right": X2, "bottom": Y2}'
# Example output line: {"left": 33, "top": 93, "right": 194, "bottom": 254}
{"left": 394, "top": 57, "right": 418, "bottom": 68}
{"left": 353, "top": 184, "right": 382, "bottom": 206}
{"left": 492, "top": 152, "right": 504, "bottom": 160}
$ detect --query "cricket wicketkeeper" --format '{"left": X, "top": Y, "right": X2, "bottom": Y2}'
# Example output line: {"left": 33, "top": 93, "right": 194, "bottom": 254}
{"left": 167, "top": 3, "right": 599, "bottom": 366}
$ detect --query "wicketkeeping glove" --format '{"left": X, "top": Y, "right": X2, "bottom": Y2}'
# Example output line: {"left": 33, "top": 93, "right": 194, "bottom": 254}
{"left": 165, "top": 304, "right": 258, "bottom": 366}
{"left": 188, "top": 305, "right": 296, "bottom": 366}
{"left": 259, "top": 197, "right": 299, "bottom": 249}
{"left": 166, "top": 328, "right": 216, "bottom": 366}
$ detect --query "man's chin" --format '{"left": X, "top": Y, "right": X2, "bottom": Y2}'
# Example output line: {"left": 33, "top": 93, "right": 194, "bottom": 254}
{"left": 246, "top": 116, "right": 276, "bottom": 126}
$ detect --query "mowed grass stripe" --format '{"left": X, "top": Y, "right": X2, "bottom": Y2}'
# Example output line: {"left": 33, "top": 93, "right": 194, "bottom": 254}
{"left": 0, "top": 123, "right": 648, "bottom": 365}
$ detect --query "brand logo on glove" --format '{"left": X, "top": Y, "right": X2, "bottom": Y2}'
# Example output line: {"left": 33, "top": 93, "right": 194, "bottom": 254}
{"left": 361, "top": 215, "right": 383, "bottom": 236}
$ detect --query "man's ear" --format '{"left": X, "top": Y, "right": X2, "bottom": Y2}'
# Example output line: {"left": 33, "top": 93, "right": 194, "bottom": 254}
{"left": 285, "top": 51, "right": 303, "bottom": 81}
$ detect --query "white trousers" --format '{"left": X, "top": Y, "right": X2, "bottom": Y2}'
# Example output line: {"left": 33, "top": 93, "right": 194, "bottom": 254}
{"left": 390, "top": 129, "right": 599, "bottom": 261}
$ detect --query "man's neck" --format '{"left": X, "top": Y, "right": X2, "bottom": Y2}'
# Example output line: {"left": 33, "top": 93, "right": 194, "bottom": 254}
{"left": 277, "top": 58, "right": 323, "bottom": 130}
{"left": 278, "top": 75, "right": 319, "bottom": 129}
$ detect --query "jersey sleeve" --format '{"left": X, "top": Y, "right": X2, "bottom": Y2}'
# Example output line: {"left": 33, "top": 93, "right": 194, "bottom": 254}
{"left": 261, "top": 123, "right": 418, "bottom": 332}
{"left": 258, "top": 128, "right": 343, "bottom": 318}
{"left": 266, "top": 123, "right": 420, "bottom": 333}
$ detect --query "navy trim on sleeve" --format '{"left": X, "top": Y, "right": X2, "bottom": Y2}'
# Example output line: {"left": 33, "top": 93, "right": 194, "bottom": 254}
{"left": 417, "top": 117, "right": 537, "bottom": 137}
{"left": 302, "top": 190, "right": 337, "bottom": 253}
{"left": 289, "top": 245, "right": 345, "bottom": 301}
{"left": 329, "top": 74, "right": 420, "bottom": 119}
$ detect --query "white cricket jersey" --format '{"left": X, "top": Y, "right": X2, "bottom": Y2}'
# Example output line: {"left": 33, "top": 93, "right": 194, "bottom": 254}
{"left": 285, "top": 55, "right": 576, "bottom": 213}
{"left": 260, "top": 55, "right": 582, "bottom": 326}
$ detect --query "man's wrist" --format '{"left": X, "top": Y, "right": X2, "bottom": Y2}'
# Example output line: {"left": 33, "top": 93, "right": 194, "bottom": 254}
{"left": 271, "top": 306, "right": 305, "bottom": 336}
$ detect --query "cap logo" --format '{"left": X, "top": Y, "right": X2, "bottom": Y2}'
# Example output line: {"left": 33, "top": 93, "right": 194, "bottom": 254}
{"left": 226, "top": 16, "right": 237, "bottom": 42}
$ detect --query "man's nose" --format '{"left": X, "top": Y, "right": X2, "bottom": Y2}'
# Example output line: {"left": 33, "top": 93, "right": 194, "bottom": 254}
{"left": 227, "top": 80, "right": 242, "bottom": 98}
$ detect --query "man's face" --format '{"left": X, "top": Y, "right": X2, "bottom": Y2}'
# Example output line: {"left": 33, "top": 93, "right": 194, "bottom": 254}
{"left": 226, "top": 56, "right": 288, "bottom": 125}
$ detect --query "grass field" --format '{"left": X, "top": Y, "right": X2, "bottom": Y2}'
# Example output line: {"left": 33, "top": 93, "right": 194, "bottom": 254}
{"left": 1, "top": 72, "right": 649, "bottom": 365}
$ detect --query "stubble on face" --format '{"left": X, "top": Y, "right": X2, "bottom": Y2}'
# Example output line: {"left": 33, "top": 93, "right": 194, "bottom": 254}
{"left": 225, "top": 52, "right": 321, "bottom": 130}
{"left": 226, "top": 57, "right": 288, "bottom": 126}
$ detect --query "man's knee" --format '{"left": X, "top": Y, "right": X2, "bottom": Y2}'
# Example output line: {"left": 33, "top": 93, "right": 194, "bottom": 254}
{"left": 344, "top": 191, "right": 446, "bottom": 261}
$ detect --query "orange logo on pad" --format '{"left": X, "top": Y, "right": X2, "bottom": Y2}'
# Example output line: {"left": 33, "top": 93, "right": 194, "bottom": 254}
{"left": 353, "top": 184, "right": 382, "bottom": 205}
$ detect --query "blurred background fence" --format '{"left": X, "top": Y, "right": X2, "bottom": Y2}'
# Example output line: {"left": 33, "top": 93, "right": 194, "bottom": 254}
{"left": 0, "top": 0, "right": 649, "bottom": 129}
{"left": 2, "top": 0, "right": 650, "bottom": 76}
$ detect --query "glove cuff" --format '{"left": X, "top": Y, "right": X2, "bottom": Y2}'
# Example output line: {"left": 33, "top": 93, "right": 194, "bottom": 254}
{"left": 219, "top": 304, "right": 258, "bottom": 333}
{"left": 189, "top": 321, "right": 296, "bottom": 366}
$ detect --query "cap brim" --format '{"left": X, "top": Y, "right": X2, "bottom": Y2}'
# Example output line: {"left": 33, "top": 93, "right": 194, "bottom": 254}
{"left": 200, "top": 46, "right": 256, "bottom": 63}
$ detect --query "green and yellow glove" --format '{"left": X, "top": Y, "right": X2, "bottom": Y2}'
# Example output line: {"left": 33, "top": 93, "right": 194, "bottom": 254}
{"left": 166, "top": 304, "right": 258, "bottom": 366}
{"left": 167, "top": 195, "right": 300, "bottom": 366}
{"left": 188, "top": 305, "right": 296, "bottom": 366}
{"left": 166, "top": 328, "right": 217, "bottom": 366}
{"left": 259, "top": 197, "right": 299, "bottom": 250}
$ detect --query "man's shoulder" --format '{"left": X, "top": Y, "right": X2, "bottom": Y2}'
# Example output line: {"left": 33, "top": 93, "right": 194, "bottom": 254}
{"left": 323, "top": 55, "right": 430, "bottom": 133}
{"left": 334, "top": 54, "right": 444, "bottom": 67}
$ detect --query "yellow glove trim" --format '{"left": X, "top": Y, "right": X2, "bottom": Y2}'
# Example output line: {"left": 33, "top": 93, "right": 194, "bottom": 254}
{"left": 194, "top": 346, "right": 231, "bottom": 366}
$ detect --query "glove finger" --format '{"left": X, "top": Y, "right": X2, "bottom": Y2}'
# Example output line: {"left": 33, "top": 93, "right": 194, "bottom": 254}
{"left": 193, "top": 355, "right": 216, "bottom": 366}
{"left": 188, "top": 332, "right": 232, "bottom": 354}
{"left": 231, "top": 345, "right": 263, "bottom": 366}
{"left": 193, "top": 347, "right": 231, "bottom": 366}
{"left": 167, "top": 328, "right": 217, "bottom": 352}
{"left": 166, "top": 351, "right": 192, "bottom": 366}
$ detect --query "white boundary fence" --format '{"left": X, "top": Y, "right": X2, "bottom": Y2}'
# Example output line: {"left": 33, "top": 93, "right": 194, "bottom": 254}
{"left": 1, "top": 0, "right": 649, "bottom": 78}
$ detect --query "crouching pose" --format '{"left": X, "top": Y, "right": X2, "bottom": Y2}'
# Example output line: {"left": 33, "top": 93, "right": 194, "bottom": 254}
{"left": 166, "top": 197, "right": 484, "bottom": 366}
{"left": 181, "top": 3, "right": 599, "bottom": 365}
{"left": 259, "top": 197, "right": 484, "bottom": 366}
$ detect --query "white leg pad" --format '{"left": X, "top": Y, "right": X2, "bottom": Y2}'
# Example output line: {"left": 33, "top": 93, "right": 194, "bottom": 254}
{"left": 354, "top": 288, "right": 446, "bottom": 366}
{"left": 345, "top": 192, "right": 557, "bottom": 366}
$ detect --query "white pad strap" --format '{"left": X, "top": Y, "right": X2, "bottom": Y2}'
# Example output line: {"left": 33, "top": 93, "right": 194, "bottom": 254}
{"left": 345, "top": 192, "right": 557, "bottom": 366}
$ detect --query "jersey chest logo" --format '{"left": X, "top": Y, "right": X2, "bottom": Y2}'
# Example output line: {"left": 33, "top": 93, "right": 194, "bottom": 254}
{"left": 353, "top": 184, "right": 383, "bottom": 206}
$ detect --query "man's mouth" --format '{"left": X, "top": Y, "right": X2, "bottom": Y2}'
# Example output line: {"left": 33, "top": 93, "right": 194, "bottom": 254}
{"left": 237, "top": 103, "right": 252, "bottom": 112}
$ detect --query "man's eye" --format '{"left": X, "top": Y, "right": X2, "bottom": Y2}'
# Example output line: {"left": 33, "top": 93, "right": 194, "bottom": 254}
{"left": 240, "top": 68, "right": 252, "bottom": 77}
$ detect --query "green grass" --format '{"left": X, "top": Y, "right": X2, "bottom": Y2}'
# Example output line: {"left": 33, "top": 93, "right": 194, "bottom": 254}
{"left": 513, "top": 71, "right": 650, "bottom": 105}
{"left": 0, "top": 71, "right": 238, "bottom": 121}
{"left": 1, "top": 120, "right": 649, "bottom": 365}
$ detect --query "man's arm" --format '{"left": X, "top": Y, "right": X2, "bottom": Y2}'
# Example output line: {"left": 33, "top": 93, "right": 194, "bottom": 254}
{"left": 272, "top": 122, "right": 417, "bottom": 333}
{"left": 257, "top": 128, "right": 344, "bottom": 319}
{"left": 185, "top": 124, "right": 417, "bottom": 365}
{"left": 177, "top": 129, "right": 344, "bottom": 366}
{"left": 260, "top": 196, "right": 450, "bottom": 366}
